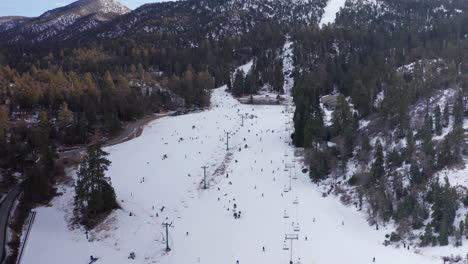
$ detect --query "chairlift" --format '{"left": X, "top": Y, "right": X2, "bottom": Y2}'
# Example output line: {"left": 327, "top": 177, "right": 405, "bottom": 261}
{"left": 283, "top": 185, "right": 289, "bottom": 192}
{"left": 292, "top": 173, "right": 298, "bottom": 180}
{"left": 283, "top": 210, "right": 289, "bottom": 218}
{"left": 293, "top": 197, "right": 299, "bottom": 205}
{"left": 282, "top": 241, "right": 290, "bottom": 250}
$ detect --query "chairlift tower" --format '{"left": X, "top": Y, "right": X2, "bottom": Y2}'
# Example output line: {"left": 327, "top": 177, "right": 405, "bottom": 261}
{"left": 162, "top": 222, "right": 173, "bottom": 251}
{"left": 201, "top": 165, "right": 208, "bottom": 189}
{"left": 284, "top": 234, "right": 299, "bottom": 263}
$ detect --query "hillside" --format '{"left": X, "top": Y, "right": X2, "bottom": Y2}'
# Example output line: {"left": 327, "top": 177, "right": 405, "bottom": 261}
{"left": 0, "top": 0, "right": 130, "bottom": 44}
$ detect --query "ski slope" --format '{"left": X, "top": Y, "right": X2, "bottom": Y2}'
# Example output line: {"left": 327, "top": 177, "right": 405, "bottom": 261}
{"left": 319, "top": 0, "right": 347, "bottom": 27}
{"left": 21, "top": 86, "right": 445, "bottom": 264}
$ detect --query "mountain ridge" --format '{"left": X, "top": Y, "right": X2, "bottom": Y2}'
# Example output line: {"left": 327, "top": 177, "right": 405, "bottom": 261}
{"left": 0, "top": 0, "right": 130, "bottom": 43}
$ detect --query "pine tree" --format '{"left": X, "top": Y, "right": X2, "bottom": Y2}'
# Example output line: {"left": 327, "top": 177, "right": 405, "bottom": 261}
{"left": 453, "top": 93, "right": 464, "bottom": 128}
{"left": 442, "top": 103, "right": 450, "bottom": 128}
{"left": 464, "top": 214, "right": 468, "bottom": 239}
{"left": 0, "top": 108, "right": 8, "bottom": 158}
{"left": 434, "top": 105, "right": 442, "bottom": 136}
{"left": 331, "top": 95, "right": 353, "bottom": 137}
{"left": 74, "top": 133, "right": 118, "bottom": 228}
{"left": 420, "top": 224, "right": 434, "bottom": 247}
{"left": 58, "top": 102, "right": 73, "bottom": 131}
{"left": 370, "top": 140, "right": 385, "bottom": 185}
{"left": 26, "top": 111, "right": 56, "bottom": 203}
{"left": 405, "top": 130, "right": 415, "bottom": 161}
{"left": 232, "top": 69, "right": 245, "bottom": 97}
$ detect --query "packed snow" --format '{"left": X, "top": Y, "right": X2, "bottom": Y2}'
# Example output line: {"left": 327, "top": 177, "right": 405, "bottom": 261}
{"left": 21, "top": 85, "right": 457, "bottom": 264}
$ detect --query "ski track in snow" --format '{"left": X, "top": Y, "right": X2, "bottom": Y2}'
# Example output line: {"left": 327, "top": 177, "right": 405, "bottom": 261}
{"left": 20, "top": 83, "right": 450, "bottom": 264}
{"left": 319, "top": 0, "right": 347, "bottom": 27}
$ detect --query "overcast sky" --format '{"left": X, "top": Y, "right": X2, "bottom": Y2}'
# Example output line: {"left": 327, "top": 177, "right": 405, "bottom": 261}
{"left": 0, "top": 0, "right": 170, "bottom": 17}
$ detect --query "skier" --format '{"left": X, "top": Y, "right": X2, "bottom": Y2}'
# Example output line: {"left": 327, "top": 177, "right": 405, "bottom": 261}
{"left": 89, "top": 255, "right": 98, "bottom": 264}
{"left": 262, "top": 246, "right": 265, "bottom": 252}
{"left": 186, "top": 231, "right": 189, "bottom": 236}
{"left": 236, "top": 260, "right": 239, "bottom": 264}
{"left": 373, "top": 257, "right": 375, "bottom": 262}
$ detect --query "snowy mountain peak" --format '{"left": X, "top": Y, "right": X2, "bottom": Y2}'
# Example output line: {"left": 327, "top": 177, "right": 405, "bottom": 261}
{"left": 0, "top": 0, "right": 130, "bottom": 44}
{"left": 41, "top": 0, "right": 130, "bottom": 19}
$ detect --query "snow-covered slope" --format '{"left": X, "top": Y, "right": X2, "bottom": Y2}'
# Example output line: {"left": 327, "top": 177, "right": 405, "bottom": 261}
{"left": 21, "top": 83, "right": 454, "bottom": 264}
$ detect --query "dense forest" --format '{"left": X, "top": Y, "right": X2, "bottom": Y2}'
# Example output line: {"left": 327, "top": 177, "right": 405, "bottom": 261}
{"left": 290, "top": 0, "right": 468, "bottom": 246}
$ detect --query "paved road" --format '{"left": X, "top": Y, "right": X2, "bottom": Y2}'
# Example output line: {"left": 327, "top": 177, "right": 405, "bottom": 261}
{"left": 59, "top": 112, "right": 173, "bottom": 163}
{"left": 0, "top": 185, "right": 21, "bottom": 263}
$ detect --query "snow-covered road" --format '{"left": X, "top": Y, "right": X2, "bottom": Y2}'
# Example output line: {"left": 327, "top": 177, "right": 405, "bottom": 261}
{"left": 21, "top": 86, "right": 443, "bottom": 264}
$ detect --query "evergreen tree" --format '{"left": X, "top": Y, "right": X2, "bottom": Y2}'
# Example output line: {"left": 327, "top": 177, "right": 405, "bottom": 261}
{"left": 232, "top": 69, "right": 245, "bottom": 97}
{"left": 420, "top": 224, "right": 434, "bottom": 247}
{"left": 370, "top": 140, "right": 385, "bottom": 185}
{"left": 58, "top": 102, "right": 73, "bottom": 131}
{"left": 434, "top": 105, "right": 442, "bottom": 136}
{"left": 442, "top": 103, "right": 450, "bottom": 128}
{"left": 74, "top": 133, "right": 118, "bottom": 228}
{"left": 405, "top": 130, "right": 415, "bottom": 161}
{"left": 464, "top": 214, "right": 468, "bottom": 239}
{"left": 0, "top": 108, "right": 8, "bottom": 158}
{"left": 331, "top": 95, "right": 353, "bottom": 137}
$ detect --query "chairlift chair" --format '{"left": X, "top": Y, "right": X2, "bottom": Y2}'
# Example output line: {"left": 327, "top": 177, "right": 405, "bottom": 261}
{"left": 282, "top": 241, "right": 290, "bottom": 250}
{"left": 294, "top": 223, "right": 300, "bottom": 232}
{"left": 283, "top": 210, "right": 289, "bottom": 218}
{"left": 293, "top": 197, "right": 299, "bottom": 205}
